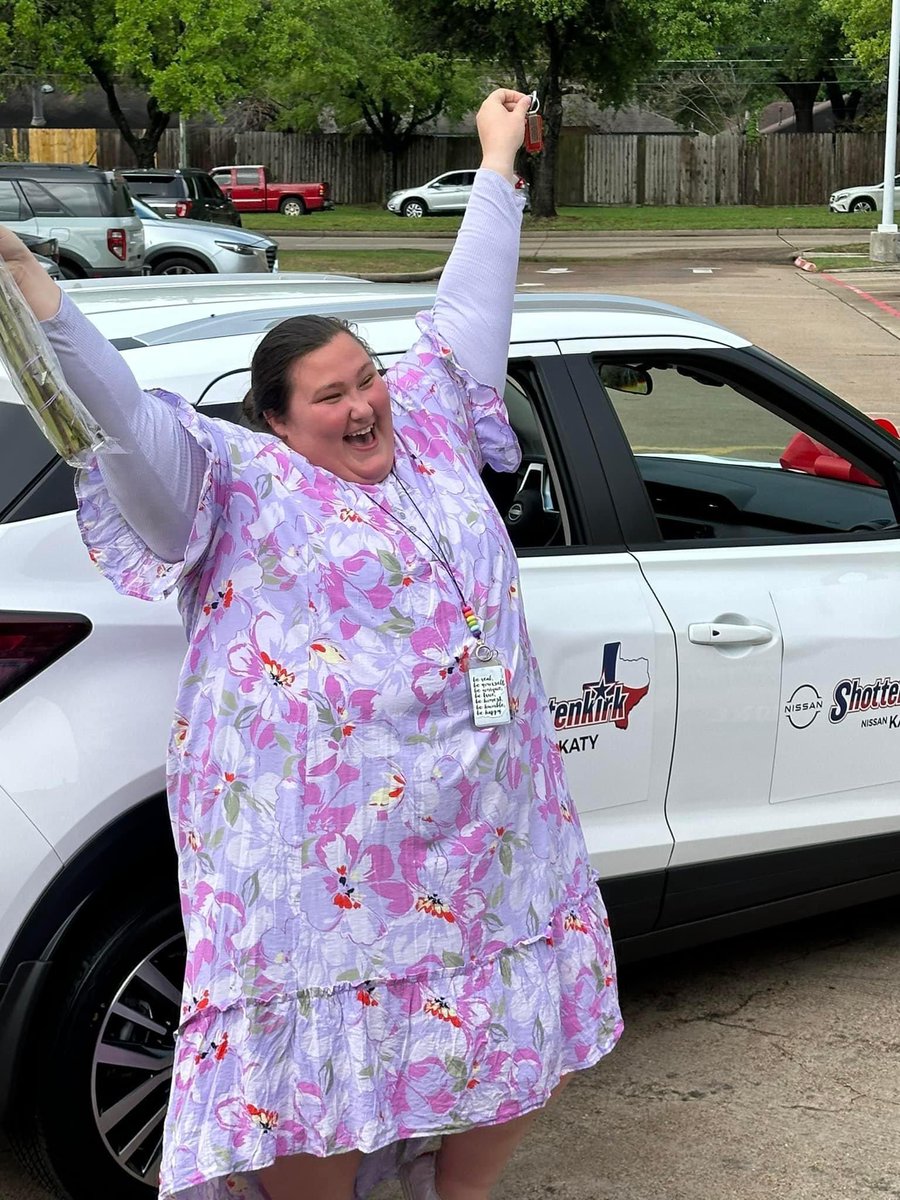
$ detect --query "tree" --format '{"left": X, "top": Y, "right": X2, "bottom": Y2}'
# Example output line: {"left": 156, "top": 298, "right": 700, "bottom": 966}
{"left": 822, "top": 0, "right": 890, "bottom": 80}
{"left": 2, "top": 0, "right": 274, "bottom": 165}
{"left": 396, "top": 0, "right": 662, "bottom": 218}
{"left": 263, "top": 0, "right": 482, "bottom": 200}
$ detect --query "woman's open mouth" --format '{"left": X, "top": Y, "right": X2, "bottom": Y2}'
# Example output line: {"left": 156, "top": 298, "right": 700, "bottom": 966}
{"left": 344, "top": 424, "right": 376, "bottom": 448}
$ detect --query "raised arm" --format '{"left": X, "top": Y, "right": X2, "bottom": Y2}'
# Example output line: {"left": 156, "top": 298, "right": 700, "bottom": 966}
{"left": 0, "top": 228, "right": 204, "bottom": 563}
{"left": 432, "top": 89, "right": 530, "bottom": 395}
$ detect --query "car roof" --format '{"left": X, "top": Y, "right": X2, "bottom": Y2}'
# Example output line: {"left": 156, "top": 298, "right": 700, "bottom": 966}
{"left": 0, "top": 163, "right": 111, "bottom": 181}
{"left": 69, "top": 284, "right": 744, "bottom": 348}
{"left": 118, "top": 168, "right": 195, "bottom": 176}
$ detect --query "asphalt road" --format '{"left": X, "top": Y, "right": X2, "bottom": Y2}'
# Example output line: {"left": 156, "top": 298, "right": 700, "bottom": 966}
{"left": 2, "top": 258, "right": 899, "bottom": 1200}
{"left": 275, "top": 227, "right": 868, "bottom": 261}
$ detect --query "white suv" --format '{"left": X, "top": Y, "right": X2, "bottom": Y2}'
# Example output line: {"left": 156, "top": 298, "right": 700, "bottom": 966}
{"left": 0, "top": 164, "right": 144, "bottom": 278}
{"left": 3, "top": 276, "right": 900, "bottom": 1200}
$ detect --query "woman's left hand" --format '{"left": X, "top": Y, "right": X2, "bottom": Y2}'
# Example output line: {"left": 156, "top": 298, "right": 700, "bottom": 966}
{"left": 476, "top": 89, "right": 532, "bottom": 183}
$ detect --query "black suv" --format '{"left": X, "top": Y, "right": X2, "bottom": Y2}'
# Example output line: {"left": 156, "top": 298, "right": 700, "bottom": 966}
{"left": 117, "top": 168, "right": 242, "bottom": 227}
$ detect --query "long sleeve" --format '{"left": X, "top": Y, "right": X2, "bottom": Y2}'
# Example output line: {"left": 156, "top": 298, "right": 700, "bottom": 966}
{"left": 41, "top": 291, "right": 206, "bottom": 562}
{"left": 431, "top": 168, "right": 526, "bottom": 395}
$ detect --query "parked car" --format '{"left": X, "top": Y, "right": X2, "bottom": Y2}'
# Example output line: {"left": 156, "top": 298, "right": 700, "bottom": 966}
{"left": 829, "top": 174, "right": 900, "bottom": 213}
{"left": 4, "top": 277, "right": 900, "bottom": 1200}
{"left": 117, "top": 167, "right": 242, "bottom": 227}
{"left": 0, "top": 163, "right": 144, "bottom": 277}
{"left": 387, "top": 170, "right": 529, "bottom": 217}
{"left": 209, "top": 165, "right": 334, "bottom": 216}
{"left": 132, "top": 196, "right": 277, "bottom": 274}
{"left": 18, "top": 231, "right": 62, "bottom": 279}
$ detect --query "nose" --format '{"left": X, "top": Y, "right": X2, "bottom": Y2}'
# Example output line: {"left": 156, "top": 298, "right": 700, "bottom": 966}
{"left": 348, "top": 392, "right": 373, "bottom": 419}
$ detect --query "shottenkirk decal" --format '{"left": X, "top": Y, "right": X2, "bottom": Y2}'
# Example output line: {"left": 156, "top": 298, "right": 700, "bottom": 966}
{"left": 830, "top": 675, "right": 900, "bottom": 726}
{"left": 549, "top": 641, "right": 650, "bottom": 754}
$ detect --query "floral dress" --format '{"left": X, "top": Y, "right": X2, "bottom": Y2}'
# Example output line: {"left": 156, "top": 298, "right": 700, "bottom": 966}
{"left": 76, "top": 312, "right": 623, "bottom": 1200}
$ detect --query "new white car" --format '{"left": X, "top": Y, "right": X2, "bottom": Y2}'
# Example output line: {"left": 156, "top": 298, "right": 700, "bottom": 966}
{"left": 829, "top": 173, "right": 900, "bottom": 213}
{"left": 3, "top": 276, "right": 900, "bottom": 1200}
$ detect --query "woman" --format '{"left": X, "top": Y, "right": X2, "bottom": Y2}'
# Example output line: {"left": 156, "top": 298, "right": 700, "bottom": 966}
{"left": 0, "top": 90, "right": 622, "bottom": 1200}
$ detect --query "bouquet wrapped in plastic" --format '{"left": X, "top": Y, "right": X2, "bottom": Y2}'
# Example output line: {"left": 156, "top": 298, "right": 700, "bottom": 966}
{"left": 0, "top": 257, "right": 112, "bottom": 465}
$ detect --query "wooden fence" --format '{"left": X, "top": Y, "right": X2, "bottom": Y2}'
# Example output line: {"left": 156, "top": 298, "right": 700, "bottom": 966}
{"left": 2, "top": 125, "right": 897, "bottom": 207}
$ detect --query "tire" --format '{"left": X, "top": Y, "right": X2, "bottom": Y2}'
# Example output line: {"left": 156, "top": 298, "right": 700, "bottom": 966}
{"left": 150, "top": 255, "right": 211, "bottom": 276}
{"left": 849, "top": 197, "right": 876, "bottom": 212}
{"left": 8, "top": 891, "right": 185, "bottom": 1200}
{"left": 59, "top": 260, "right": 86, "bottom": 280}
{"left": 279, "top": 196, "right": 306, "bottom": 216}
{"left": 401, "top": 198, "right": 427, "bottom": 218}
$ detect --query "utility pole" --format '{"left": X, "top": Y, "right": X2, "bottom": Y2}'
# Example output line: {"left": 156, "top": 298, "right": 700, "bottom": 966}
{"left": 871, "top": 0, "right": 900, "bottom": 260}
{"left": 178, "top": 116, "right": 189, "bottom": 168}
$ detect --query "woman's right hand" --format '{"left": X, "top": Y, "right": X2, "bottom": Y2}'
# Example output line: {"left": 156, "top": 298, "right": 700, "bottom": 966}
{"left": 0, "top": 223, "right": 63, "bottom": 320}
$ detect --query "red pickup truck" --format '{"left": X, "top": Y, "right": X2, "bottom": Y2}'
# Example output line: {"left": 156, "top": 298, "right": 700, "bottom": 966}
{"left": 209, "top": 166, "right": 334, "bottom": 216}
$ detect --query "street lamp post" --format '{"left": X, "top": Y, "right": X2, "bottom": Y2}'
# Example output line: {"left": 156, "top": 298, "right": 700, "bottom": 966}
{"left": 871, "top": 0, "right": 900, "bottom": 259}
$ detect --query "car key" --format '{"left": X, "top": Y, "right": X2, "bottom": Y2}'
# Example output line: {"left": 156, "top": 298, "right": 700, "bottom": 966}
{"left": 525, "top": 93, "right": 544, "bottom": 154}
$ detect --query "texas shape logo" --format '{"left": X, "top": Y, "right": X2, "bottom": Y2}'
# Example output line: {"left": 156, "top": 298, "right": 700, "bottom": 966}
{"left": 548, "top": 641, "right": 650, "bottom": 733}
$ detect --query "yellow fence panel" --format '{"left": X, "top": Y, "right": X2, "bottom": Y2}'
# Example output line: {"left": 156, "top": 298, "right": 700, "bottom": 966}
{"left": 27, "top": 128, "right": 99, "bottom": 165}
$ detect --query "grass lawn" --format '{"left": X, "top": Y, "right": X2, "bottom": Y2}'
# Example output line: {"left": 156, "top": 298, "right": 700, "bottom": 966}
{"left": 801, "top": 243, "right": 874, "bottom": 271}
{"left": 277, "top": 247, "right": 449, "bottom": 274}
{"left": 246, "top": 204, "right": 878, "bottom": 235}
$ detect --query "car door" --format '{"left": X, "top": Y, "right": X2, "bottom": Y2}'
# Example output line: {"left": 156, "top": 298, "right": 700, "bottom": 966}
{"left": 428, "top": 173, "right": 465, "bottom": 213}
{"left": 231, "top": 168, "right": 266, "bottom": 211}
{"left": 564, "top": 337, "right": 900, "bottom": 922}
{"left": 194, "top": 342, "right": 678, "bottom": 936}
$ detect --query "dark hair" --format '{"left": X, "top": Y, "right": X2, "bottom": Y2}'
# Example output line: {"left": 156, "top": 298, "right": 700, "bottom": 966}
{"left": 241, "top": 315, "right": 373, "bottom": 432}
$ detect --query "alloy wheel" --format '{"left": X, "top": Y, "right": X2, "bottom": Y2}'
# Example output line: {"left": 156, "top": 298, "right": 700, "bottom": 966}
{"left": 90, "top": 933, "right": 185, "bottom": 1187}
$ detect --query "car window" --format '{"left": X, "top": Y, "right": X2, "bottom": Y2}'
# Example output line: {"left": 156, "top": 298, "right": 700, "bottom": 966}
{"left": 235, "top": 169, "right": 259, "bottom": 185}
{"left": 194, "top": 174, "right": 217, "bottom": 199}
{"left": 593, "top": 353, "right": 896, "bottom": 543}
{"left": 0, "top": 396, "right": 60, "bottom": 521}
{"left": 436, "top": 174, "right": 464, "bottom": 187}
{"left": 460, "top": 172, "right": 476, "bottom": 187}
{"left": 0, "top": 181, "right": 25, "bottom": 221}
{"left": 124, "top": 175, "right": 184, "bottom": 198}
{"left": 19, "top": 177, "right": 134, "bottom": 217}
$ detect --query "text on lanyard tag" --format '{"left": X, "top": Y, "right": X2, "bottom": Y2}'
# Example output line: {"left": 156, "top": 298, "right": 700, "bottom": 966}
{"left": 468, "top": 661, "right": 513, "bottom": 728}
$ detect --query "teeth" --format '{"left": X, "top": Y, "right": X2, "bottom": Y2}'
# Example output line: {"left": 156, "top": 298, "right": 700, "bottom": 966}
{"left": 347, "top": 425, "right": 374, "bottom": 440}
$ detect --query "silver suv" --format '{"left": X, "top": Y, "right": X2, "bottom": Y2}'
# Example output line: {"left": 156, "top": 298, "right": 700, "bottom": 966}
{"left": 0, "top": 163, "right": 144, "bottom": 278}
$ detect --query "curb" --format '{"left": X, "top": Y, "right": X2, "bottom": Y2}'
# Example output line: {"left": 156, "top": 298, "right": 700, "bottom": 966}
{"left": 253, "top": 225, "right": 871, "bottom": 241}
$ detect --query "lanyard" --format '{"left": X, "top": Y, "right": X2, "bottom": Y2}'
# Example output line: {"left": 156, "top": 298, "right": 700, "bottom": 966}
{"left": 368, "top": 470, "right": 497, "bottom": 663}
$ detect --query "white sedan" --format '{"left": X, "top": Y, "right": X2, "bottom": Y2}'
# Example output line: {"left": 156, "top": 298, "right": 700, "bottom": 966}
{"left": 2, "top": 275, "right": 900, "bottom": 1200}
{"left": 829, "top": 173, "right": 900, "bottom": 213}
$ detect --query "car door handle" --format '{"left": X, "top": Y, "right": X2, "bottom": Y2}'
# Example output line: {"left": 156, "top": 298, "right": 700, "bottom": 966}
{"left": 688, "top": 622, "right": 773, "bottom": 646}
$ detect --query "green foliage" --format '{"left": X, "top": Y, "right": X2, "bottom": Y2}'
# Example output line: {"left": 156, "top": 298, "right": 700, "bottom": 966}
{"left": 1, "top": 0, "right": 275, "bottom": 161}
{"left": 823, "top": 0, "right": 890, "bottom": 78}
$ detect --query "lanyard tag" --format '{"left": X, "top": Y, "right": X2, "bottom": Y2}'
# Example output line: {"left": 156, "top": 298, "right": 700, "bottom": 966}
{"left": 468, "top": 660, "right": 512, "bottom": 728}
{"left": 524, "top": 112, "right": 544, "bottom": 154}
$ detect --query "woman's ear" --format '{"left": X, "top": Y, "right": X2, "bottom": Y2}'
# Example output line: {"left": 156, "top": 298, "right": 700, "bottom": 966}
{"left": 263, "top": 410, "right": 287, "bottom": 440}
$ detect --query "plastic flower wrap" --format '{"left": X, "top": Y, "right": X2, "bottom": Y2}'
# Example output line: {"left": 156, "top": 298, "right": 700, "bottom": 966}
{"left": 0, "top": 258, "right": 112, "bottom": 465}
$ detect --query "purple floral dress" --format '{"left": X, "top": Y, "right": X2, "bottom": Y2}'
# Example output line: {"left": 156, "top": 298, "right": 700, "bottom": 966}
{"left": 76, "top": 313, "right": 623, "bottom": 1200}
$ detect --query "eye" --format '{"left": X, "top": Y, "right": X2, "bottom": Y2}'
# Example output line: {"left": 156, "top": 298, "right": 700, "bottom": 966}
{"left": 359, "top": 373, "right": 375, "bottom": 388}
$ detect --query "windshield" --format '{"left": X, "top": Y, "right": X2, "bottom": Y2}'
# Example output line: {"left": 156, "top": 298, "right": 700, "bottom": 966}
{"left": 124, "top": 175, "right": 184, "bottom": 198}
{"left": 132, "top": 196, "right": 162, "bottom": 221}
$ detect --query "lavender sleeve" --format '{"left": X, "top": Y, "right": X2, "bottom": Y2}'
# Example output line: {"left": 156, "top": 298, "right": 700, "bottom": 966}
{"left": 41, "top": 291, "right": 205, "bottom": 563}
{"left": 431, "top": 168, "right": 526, "bottom": 395}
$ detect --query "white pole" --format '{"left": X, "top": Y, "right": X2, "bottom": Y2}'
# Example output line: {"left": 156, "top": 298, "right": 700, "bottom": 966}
{"left": 878, "top": 0, "right": 900, "bottom": 232}
{"left": 178, "top": 116, "right": 189, "bottom": 169}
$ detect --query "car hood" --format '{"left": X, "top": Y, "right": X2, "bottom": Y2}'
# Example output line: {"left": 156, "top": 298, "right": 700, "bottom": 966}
{"left": 141, "top": 218, "right": 273, "bottom": 249}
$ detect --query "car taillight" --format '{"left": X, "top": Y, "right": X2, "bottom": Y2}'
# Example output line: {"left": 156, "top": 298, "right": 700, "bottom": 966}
{"left": 107, "top": 228, "right": 127, "bottom": 260}
{"left": 318, "top": 184, "right": 326, "bottom": 197}
{"left": 175, "top": 200, "right": 193, "bottom": 218}
{"left": 0, "top": 614, "right": 91, "bottom": 703}
{"left": 514, "top": 175, "right": 526, "bottom": 190}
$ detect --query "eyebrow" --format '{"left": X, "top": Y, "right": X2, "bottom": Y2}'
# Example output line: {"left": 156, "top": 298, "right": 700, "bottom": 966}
{"left": 312, "top": 362, "right": 373, "bottom": 397}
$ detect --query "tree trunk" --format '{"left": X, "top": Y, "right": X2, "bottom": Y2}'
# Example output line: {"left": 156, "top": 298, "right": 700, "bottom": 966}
{"left": 88, "top": 57, "right": 171, "bottom": 166}
{"left": 529, "top": 25, "right": 565, "bottom": 219}
{"left": 776, "top": 80, "right": 821, "bottom": 134}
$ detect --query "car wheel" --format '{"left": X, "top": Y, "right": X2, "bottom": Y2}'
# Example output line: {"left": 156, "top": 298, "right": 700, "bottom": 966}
{"left": 8, "top": 892, "right": 185, "bottom": 1200}
{"left": 401, "top": 199, "right": 427, "bottom": 218}
{"left": 151, "top": 256, "right": 210, "bottom": 275}
{"left": 849, "top": 197, "right": 876, "bottom": 212}
{"left": 279, "top": 197, "right": 306, "bottom": 217}
{"left": 59, "top": 260, "right": 86, "bottom": 280}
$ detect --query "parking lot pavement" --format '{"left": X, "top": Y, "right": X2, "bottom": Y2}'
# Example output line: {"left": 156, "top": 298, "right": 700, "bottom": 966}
{"left": 2, "top": 900, "right": 897, "bottom": 1200}
{"left": 515, "top": 259, "right": 900, "bottom": 425}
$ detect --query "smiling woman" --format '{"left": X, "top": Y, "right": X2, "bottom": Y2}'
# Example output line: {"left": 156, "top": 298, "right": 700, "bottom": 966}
{"left": 0, "top": 88, "right": 623, "bottom": 1200}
